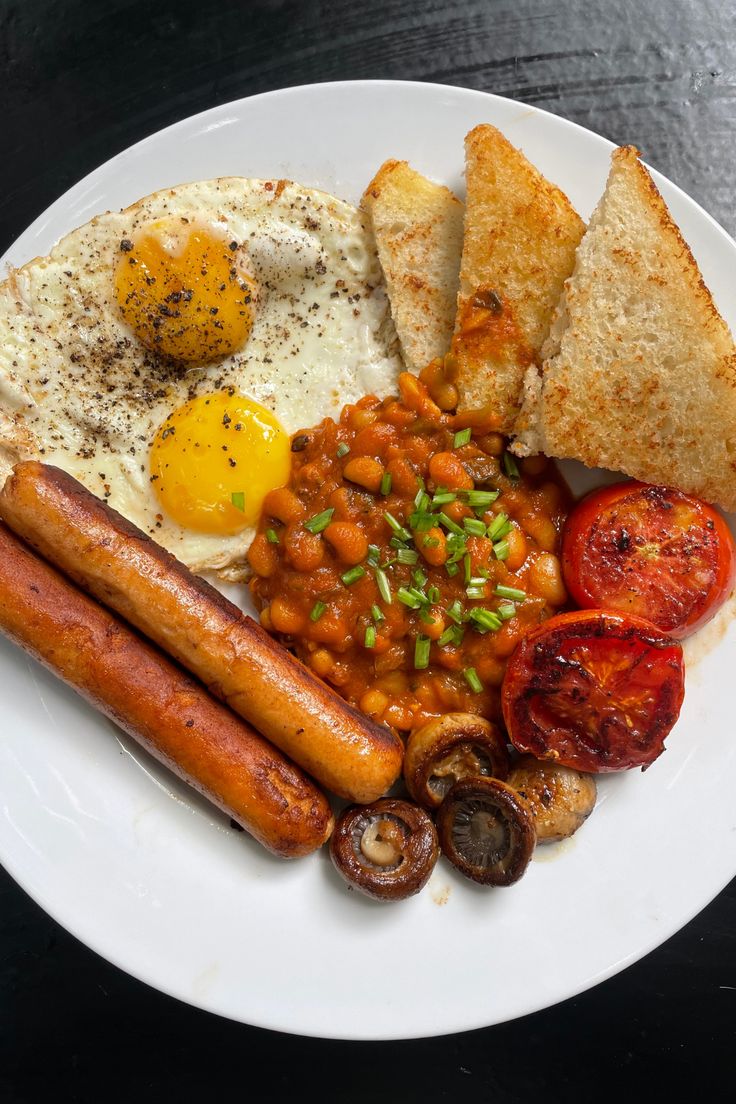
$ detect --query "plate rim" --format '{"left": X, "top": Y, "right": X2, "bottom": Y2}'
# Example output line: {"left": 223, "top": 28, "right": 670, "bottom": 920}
{"left": 1, "top": 78, "right": 735, "bottom": 1040}
{"left": 7, "top": 78, "right": 736, "bottom": 264}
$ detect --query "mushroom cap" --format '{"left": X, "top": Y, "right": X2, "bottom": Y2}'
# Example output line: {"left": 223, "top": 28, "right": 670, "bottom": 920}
{"left": 436, "top": 777, "right": 536, "bottom": 886}
{"left": 507, "top": 756, "right": 597, "bottom": 842}
{"left": 329, "top": 797, "right": 440, "bottom": 901}
{"left": 404, "top": 713, "right": 510, "bottom": 809}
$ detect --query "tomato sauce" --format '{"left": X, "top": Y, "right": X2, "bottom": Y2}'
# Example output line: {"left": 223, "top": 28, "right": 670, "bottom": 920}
{"left": 451, "top": 285, "right": 533, "bottom": 373}
{"left": 249, "top": 372, "right": 570, "bottom": 732}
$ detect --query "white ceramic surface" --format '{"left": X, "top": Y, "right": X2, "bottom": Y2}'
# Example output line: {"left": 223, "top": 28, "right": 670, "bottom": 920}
{"left": 1, "top": 80, "right": 735, "bottom": 1040}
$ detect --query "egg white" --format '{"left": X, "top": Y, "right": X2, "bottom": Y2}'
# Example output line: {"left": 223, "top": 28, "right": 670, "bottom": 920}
{"left": 0, "top": 178, "right": 402, "bottom": 575}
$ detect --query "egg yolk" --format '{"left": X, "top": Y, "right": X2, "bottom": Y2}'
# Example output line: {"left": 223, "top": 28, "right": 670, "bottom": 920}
{"left": 114, "top": 220, "right": 255, "bottom": 362}
{"left": 150, "top": 392, "right": 290, "bottom": 535}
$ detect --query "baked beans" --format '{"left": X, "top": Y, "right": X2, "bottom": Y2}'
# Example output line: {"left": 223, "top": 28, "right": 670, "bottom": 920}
{"left": 249, "top": 372, "right": 570, "bottom": 731}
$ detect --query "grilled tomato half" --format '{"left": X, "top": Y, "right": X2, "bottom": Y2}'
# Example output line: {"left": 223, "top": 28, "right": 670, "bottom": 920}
{"left": 501, "top": 610, "right": 685, "bottom": 772}
{"left": 561, "top": 482, "right": 735, "bottom": 638}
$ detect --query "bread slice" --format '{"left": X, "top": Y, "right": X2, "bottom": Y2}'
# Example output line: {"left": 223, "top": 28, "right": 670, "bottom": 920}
{"left": 451, "top": 124, "right": 585, "bottom": 432}
{"left": 361, "top": 160, "right": 464, "bottom": 372}
{"left": 513, "top": 145, "right": 736, "bottom": 512}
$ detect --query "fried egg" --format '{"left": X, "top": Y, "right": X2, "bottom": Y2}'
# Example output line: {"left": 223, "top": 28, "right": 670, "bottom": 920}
{"left": 0, "top": 178, "right": 401, "bottom": 575}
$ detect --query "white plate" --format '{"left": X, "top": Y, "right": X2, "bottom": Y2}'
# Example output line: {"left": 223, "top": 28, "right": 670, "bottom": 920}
{"left": 2, "top": 80, "right": 735, "bottom": 1040}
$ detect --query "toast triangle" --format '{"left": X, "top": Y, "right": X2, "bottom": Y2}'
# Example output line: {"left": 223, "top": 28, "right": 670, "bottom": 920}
{"left": 513, "top": 145, "right": 736, "bottom": 512}
{"left": 450, "top": 124, "right": 585, "bottom": 432}
{"left": 361, "top": 160, "right": 464, "bottom": 372}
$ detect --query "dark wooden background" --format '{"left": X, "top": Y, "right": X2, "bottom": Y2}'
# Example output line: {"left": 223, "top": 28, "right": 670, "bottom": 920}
{"left": 1, "top": 1, "right": 735, "bottom": 1100}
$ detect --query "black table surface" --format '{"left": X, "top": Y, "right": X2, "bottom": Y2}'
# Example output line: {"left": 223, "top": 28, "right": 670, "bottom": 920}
{"left": 1, "top": 1, "right": 735, "bottom": 1099}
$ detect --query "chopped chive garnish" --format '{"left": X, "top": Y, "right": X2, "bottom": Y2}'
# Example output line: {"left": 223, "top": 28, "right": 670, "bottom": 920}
{"left": 414, "top": 635, "right": 431, "bottom": 670}
{"left": 310, "top": 601, "right": 327, "bottom": 622}
{"left": 375, "top": 567, "right": 392, "bottom": 604}
{"left": 265, "top": 528, "right": 279, "bottom": 544}
{"left": 446, "top": 562, "right": 459, "bottom": 577}
{"left": 497, "top": 601, "right": 516, "bottom": 620}
{"left": 452, "top": 625, "right": 466, "bottom": 646}
{"left": 464, "top": 667, "right": 484, "bottom": 693}
{"left": 336, "top": 442, "right": 350, "bottom": 458}
{"left": 468, "top": 608, "right": 502, "bottom": 632}
{"left": 380, "top": 472, "right": 392, "bottom": 496}
{"left": 493, "top": 539, "right": 510, "bottom": 561}
{"left": 409, "top": 512, "right": 435, "bottom": 532}
{"left": 463, "top": 517, "right": 487, "bottom": 537}
{"left": 438, "top": 512, "right": 464, "bottom": 536}
{"left": 477, "top": 566, "right": 492, "bottom": 579}
{"left": 503, "top": 451, "right": 520, "bottom": 479}
{"left": 427, "top": 585, "right": 440, "bottom": 604}
{"left": 466, "top": 584, "right": 487, "bottom": 600}
{"left": 494, "top": 584, "right": 527, "bottom": 602}
{"left": 446, "top": 533, "right": 467, "bottom": 563}
{"left": 304, "top": 507, "right": 334, "bottom": 534}
{"left": 432, "top": 491, "right": 457, "bottom": 506}
{"left": 487, "top": 512, "right": 510, "bottom": 541}
{"left": 423, "top": 536, "right": 440, "bottom": 548}
{"left": 419, "top": 607, "right": 435, "bottom": 625}
{"left": 231, "top": 491, "right": 245, "bottom": 512}
{"left": 463, "top": 553, "right": 472, "bottom": 584}
{"left": 397, "top": 587, "right": 422, "bottom": 609}
{"left": 397, "top": 547, "right": 419, "bottom": 565}
{"left": 446, "top": 600, "right": 464, "bottom": 624}
{"left": 367, "top": 543, "right": 381, "bottom": 567}
{"left": 408, "top": 591, "right": 432, "bottom": 609}
{"left": 371, "top": 604, "right": 385, "bottom": 623}
{"left": 412, "top": 568, "right": 428, "bottom": 588}
{"left": 364, "top": 625, "right": 377, "bottom": 649}
{"left": 341, "top": 565, "right": 365, "bottom": 586}
{"left": 463, "top": 489, "right": 500, "bottom": 509}
{"left": 453, "top": 427, "right": 472, "bottom": 448}
{"left": 384, "top": 512, "right": 412, "bottom": 541}
{"left": 437, "top": 626, "right": 457, "bottom": 647}
{"left": 466, "top": 609, "right": 490, "bottom": 631}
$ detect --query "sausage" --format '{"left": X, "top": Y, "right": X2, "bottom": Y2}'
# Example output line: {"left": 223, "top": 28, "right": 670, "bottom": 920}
{"left": 0, "top": 521, "right": 334, "bottom": 858}
{"left": 0, "top": 462, "right": 404, "bottom": 802}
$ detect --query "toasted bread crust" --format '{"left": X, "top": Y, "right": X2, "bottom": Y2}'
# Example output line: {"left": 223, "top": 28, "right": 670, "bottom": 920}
{"left": 619, "top": 147, "right": 731, "bottom": 334}
{"left": 361, "top": 160, "right": 464, "bottom": 372}
{"left": 451, "top": 125, "right": 585, "bottom": 433}
{"left": 513, "top": 146, "right": 736, "bottom": 512}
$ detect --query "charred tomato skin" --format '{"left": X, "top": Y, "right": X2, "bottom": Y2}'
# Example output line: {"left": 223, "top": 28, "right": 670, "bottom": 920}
{"left": 561, "top": 481, "right": 736, "bottom": 639}
{"left": 501, "top": 609, "right": 685, "bottom": 773}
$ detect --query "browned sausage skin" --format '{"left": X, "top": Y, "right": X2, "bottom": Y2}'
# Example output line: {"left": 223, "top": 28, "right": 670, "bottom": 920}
{"left": 0, "top": 521, "right": 334, "bottom": 858}
{"left": 0, "top": 462, "right": 404, "bottom": 803}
